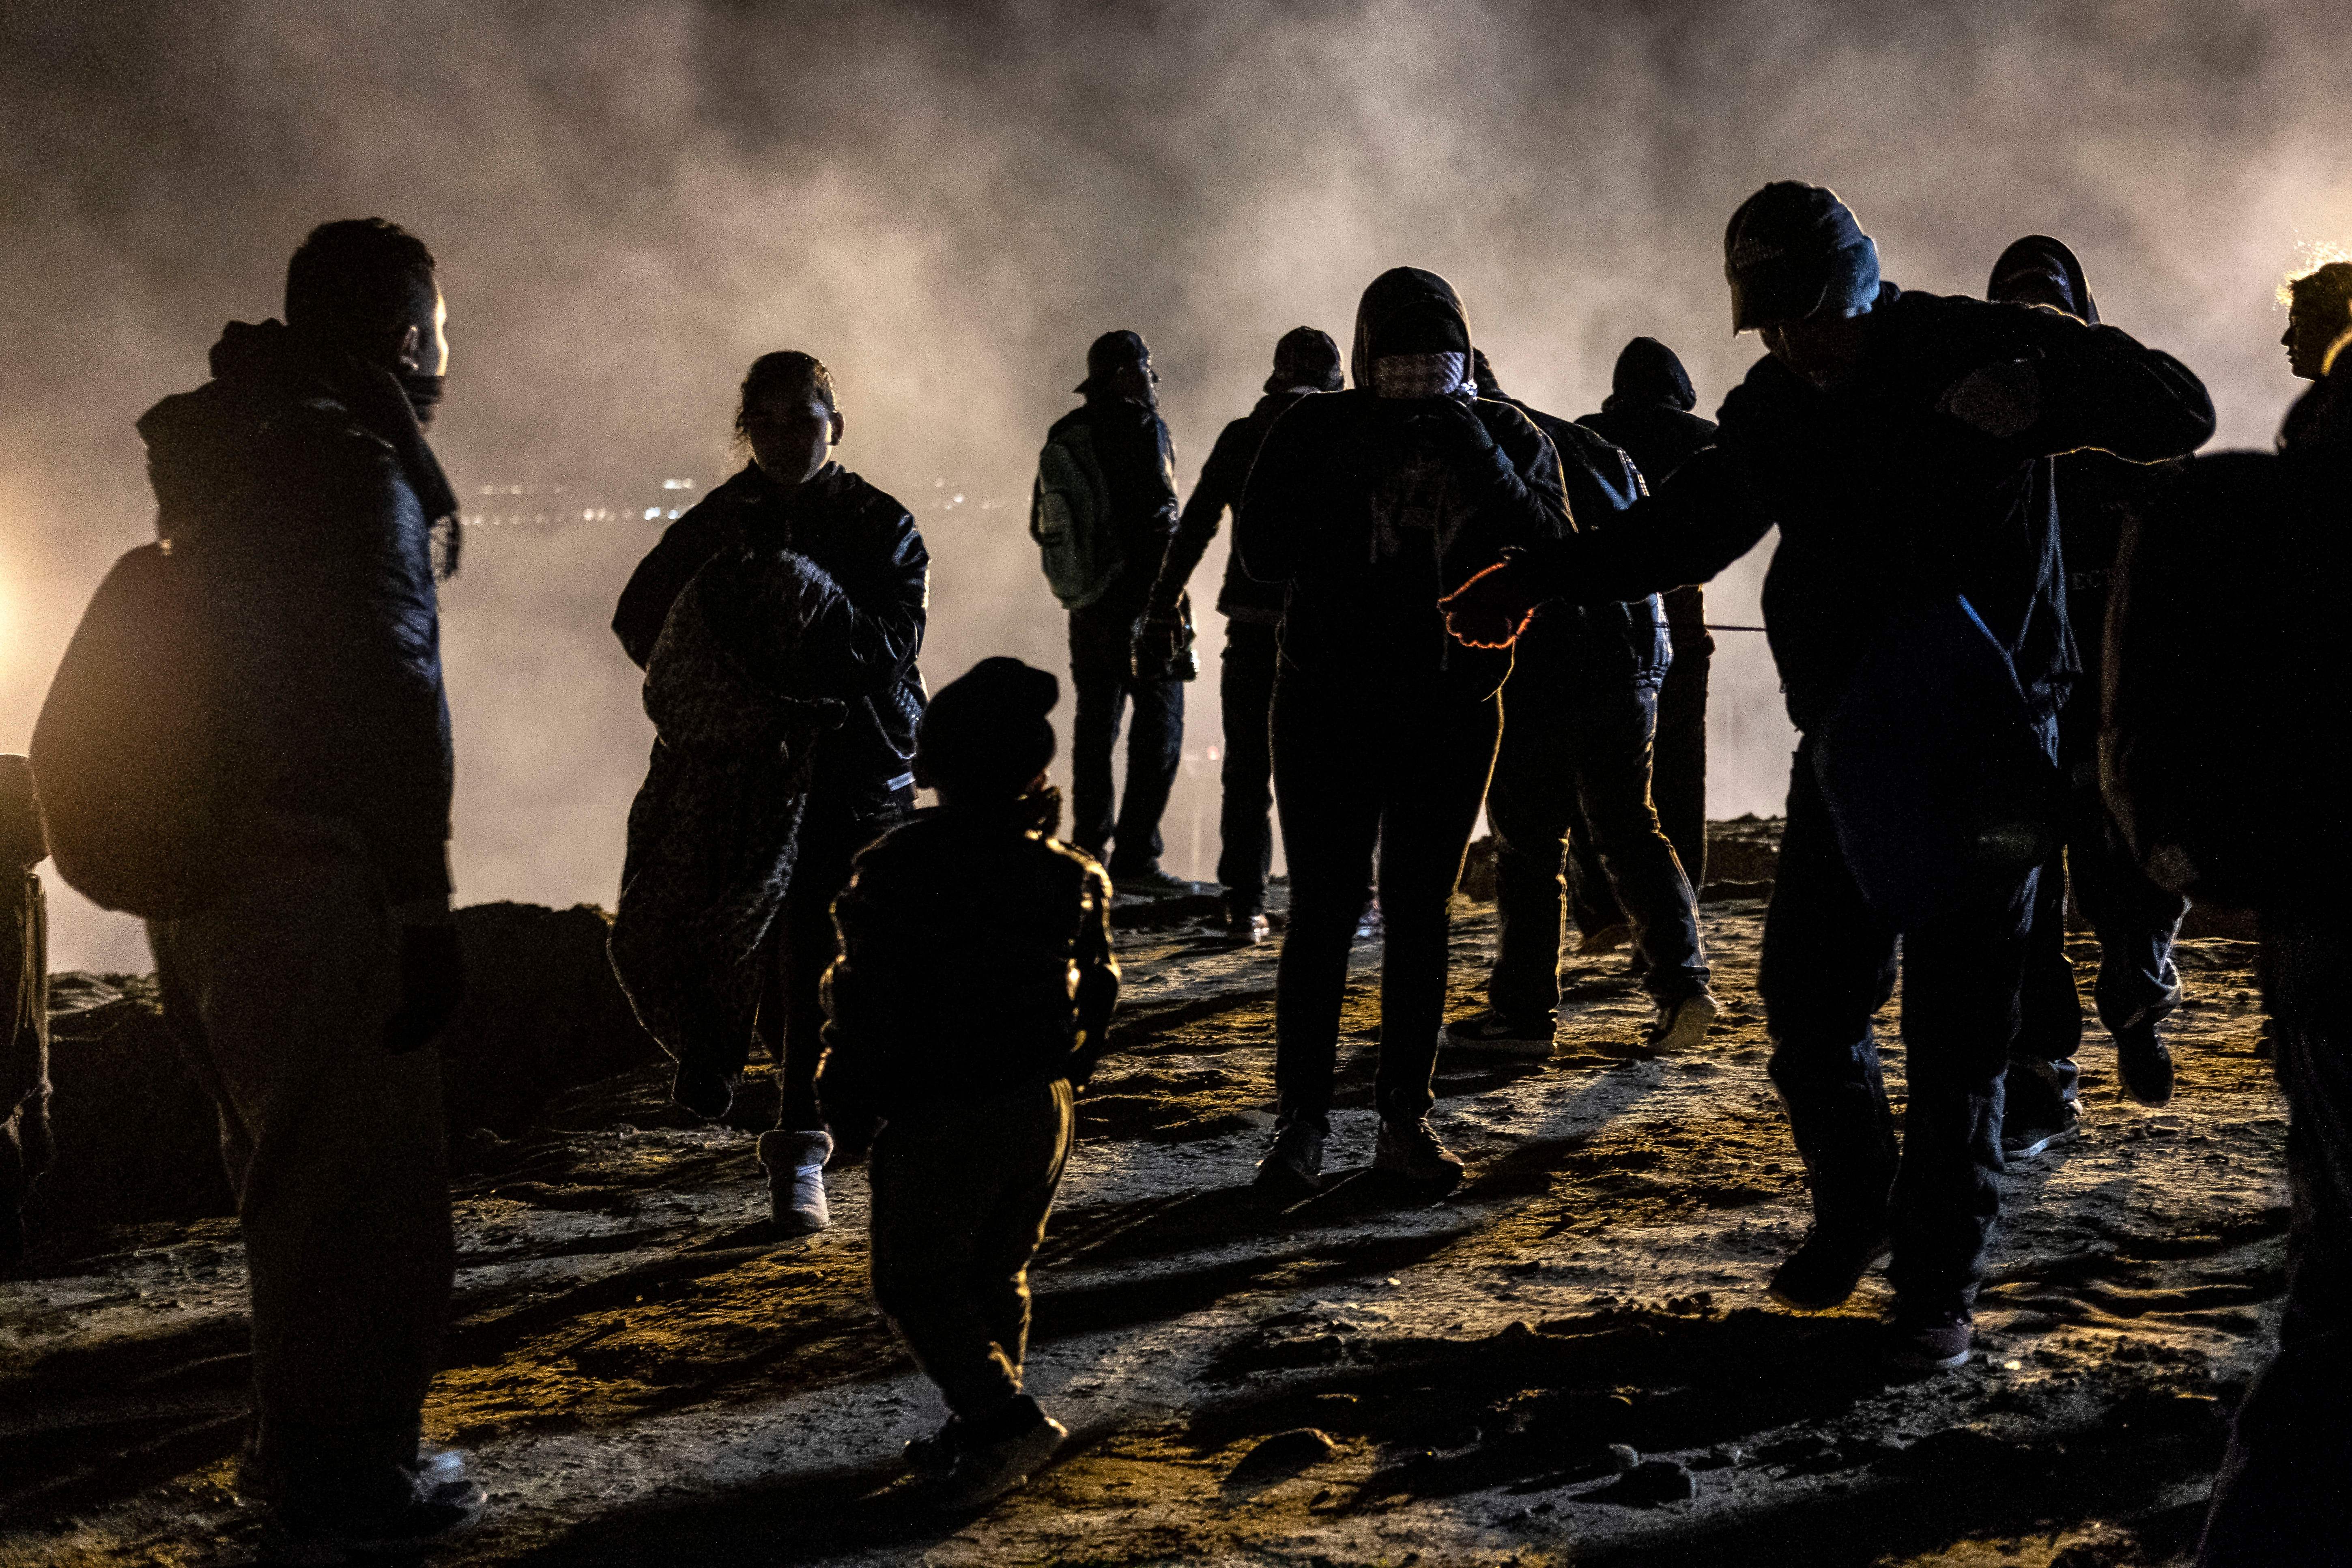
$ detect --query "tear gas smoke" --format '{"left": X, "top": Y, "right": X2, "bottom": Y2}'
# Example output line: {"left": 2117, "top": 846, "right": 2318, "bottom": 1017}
{"left": 1, "top": 0, "right": 2345, "bottom": 970}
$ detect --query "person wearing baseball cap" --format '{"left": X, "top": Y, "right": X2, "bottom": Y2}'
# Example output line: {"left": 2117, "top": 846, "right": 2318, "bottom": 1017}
{"left": 1441, "top": 180, "right": 2214, "bottom": 1372}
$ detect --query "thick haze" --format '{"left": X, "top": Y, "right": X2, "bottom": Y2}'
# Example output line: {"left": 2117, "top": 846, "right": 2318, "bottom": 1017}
{"left": 2, "top": 0, "right": 2345, "bottom": 972}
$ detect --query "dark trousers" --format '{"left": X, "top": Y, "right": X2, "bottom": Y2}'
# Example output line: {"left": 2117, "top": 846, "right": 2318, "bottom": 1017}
{"left": 2199, "top": 911, "right": 2352, "bottom": 1567}
{"left": 1069, "top": 602, "right": 1185, "bottom": 873}
{"left": 870, "top": 1078, "right": 1074, "bottom": 1420}
{"left": 1760, "top": 748, "right": 2038, "bottom": 1314}
{"left": 1216, "top": 621, "right": 1280, "bottom": 913}
{"left": 1569, "top": 645, "right": 1709, "bottom": 933}
{"left": 763, "top": 774, "right": 912, "bottom": 1131}
{"left": 1271, "top": 675, "right": 1500, "bottom": 1133}
{"left": 2010, "top": 725, "right": 2189, "bottom": 1070}
{"left": 1489, "top": 672, "right": 1708, "bottom": 1016}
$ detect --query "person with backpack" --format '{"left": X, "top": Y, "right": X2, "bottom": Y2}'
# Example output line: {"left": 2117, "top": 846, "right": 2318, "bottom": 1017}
{"left": 1238, "top": 267, "right": 1571, "bottom": 1202}
{"left": 1032, "top": 330, "right": 1189, "bottom": 893}
{"left": 1985, "top": 236, "right": 2191, "bottom": 1159}
{"left": 1443, "top": 348, "right": 1716, "bottom": 1061}
{"left": 816, "top": 657, "right": 1117, "bottom": 1509}
{"left": 1136, "top": 327, "right": 1345, "bottom": 943}
{"left": 1440, "top": 183, "right": 2213, "bottom": 1371}
{"left": 2106, "top": 337, "right": 2352, "bottom": 1568}
{"left": 611, "top": 351, "right": 928, "bottom": 1236}
{"left": 106, "top": 218, "right": 482, "bottom": 1558}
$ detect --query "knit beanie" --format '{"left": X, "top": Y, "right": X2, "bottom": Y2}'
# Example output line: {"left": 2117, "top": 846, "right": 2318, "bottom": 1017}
{"left": 1724, "top": 181, "right": 1881, "bottom": 331}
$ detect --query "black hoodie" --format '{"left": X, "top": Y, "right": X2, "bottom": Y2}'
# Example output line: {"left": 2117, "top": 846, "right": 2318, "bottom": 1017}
{"left": 1236, "top": 267, "right": 1570, "bottom": 699}
{"left": 137, "top": 320, "right": 457, "bottom": 901}
{"left": 1577, "top": 338, "right": 1721, "bottom": 653}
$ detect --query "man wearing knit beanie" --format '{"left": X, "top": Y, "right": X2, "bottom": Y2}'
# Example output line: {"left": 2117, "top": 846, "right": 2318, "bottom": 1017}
{"left": 1443, "top": 180, "right": 2215, "bottom": 1372}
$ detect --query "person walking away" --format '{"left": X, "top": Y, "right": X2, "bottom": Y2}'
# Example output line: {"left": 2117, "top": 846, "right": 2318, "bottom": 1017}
{"left": 1986, "top": 236, "right": 2191, "bottom": 1158}
{"left": 817, "top": 657, "right": 1118, "bottom": 1510}
{"left": 1032, "top": 331, "right": 1189, "bottom": 893}
{"left": 1578, "top": 336, "right": 1720, "bottom": 895}
{"left": 132, "top": 218, "right": 483, "bottom": 1558}
{"left": 2103, "top": 336, "right": 2352, "bottom": 1567}
{"left": 1440, "top": 183, "right": 2212, "bottom": 1370}
{"left": 1443, "top": 350, "right": 1715, "bottom": 1059}
{"left": 1240, "top": 267, "right": 1570, "bottom": 1201}
{"left": 1137, "top": 327, "right": 1345, "bottom": 942}
{"left": 612, "top": 352, "right": 927, "bottom": 1234}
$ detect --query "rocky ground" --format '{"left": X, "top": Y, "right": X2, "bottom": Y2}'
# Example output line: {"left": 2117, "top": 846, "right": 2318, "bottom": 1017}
{"left": 0, "top": 822, "right": 2288, "bottom": 1567}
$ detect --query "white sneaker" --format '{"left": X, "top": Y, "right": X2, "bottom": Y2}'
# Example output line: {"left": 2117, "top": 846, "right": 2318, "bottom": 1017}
{"left": 757, "top": 1129, "right": 833, "bottom": 1235}
{"left": 1645, "top": 991, "right": 1719, "bottom": 1056}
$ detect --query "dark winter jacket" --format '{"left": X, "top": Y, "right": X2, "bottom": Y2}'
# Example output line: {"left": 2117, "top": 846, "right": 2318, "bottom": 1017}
{"left": 1578, "top": 338, "right": 1720, "bottom": 654}
{"left": 1238, "top": 268, "right": 1571, "bottom": 701}
{"left": 1045, "top": 394, "right": 1180, "bottom": 626}
{"left": 0, "top": 755, "right": 46, "bottom": 1267}
{"left": 137, "top": 319, "right": 458, "bottom": 901}
{"left": 1152, "top": 390, "right": 1316, "bottom": 625}
{"left": 815, "top": 797, "right": 1118, "bottom": 1131}
{"left": 608, "top": 545, "right": 851, "bottom": 1082}
{"left": 1485, "top": 391, "right": 1671, "bottom": 689}
{"left": 614, "top": 462, "right": 928, "bottom": 791}
{"left": 1524, "top": 282, "right": 2214, "bottom": 733}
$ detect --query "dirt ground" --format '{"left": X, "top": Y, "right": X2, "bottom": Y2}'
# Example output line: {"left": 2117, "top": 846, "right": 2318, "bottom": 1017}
{"left": 0, "top": 845, "right": 2287, "bottom": 1567}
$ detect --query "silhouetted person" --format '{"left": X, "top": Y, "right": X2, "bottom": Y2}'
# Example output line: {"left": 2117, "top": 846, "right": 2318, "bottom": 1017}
{"left": 817, "top": 657, "right": 1116, "bottom": 1510}
{"left": 1139, "top": 327, "right": 1344, "bottom": 942}
{"left": 1443, "top": 182, "right": 2213, "bottom": 1370}
{"left": 1986, "top": 236, "right": 2191, "bottom": 1158}
{"left": 1036, "top": 330, "right": 1187, "bottom": 892}
{"left": 136, "top": 218, "right": 482, "bottom": 1555}
{"left": 0, "top": 757, "right": 45, "bottom": 1270}
{"left": 1577, "top": 336, "right": 1720, "bottom": 896}
{"left": 613, "top": 352, "right": 928, "bottom": 1234}
{"left": 2105, "top": 344, "right": 2352, "bottom": 1568}
{"left": 1239, "top": 267, "right": 1569, "bottom": 1200}
{"left": 1444, "top": 348, "right": 1715, "bottom": 1059}
{"left": 2281, "top": 260, "right": 2352, "bottom": 381}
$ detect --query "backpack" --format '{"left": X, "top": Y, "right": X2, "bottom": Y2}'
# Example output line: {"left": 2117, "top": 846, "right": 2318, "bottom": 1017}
{"left": 2101, "top": 452, "right": 2339, "bottom": 910}
{"left": 28, "top": 542, "right": 225, "bottom": 918}
{"left": 1030, "top": 419, "right": 1121, "bottom": 610}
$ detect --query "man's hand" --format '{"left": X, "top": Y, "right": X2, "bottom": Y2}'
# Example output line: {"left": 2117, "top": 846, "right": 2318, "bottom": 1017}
{"left": 1131, "top": 591, "right": 1195, "bottom": 682}
{"left": 1439, "top": 556, "right": 1542, "bottom": 648}
{"left": 386, "top": 919, "right": 466, "bottom": 1054}
{"left": 1939, "top": 358, "right": 2042, "bottom": 439}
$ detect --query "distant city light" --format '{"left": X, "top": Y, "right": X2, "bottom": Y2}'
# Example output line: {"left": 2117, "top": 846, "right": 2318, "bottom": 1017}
{"left": 660, "top": 478, "right": 695, "bottom": 490}
{"left": 643, "top": 507, "right": 662, "bottom": 519}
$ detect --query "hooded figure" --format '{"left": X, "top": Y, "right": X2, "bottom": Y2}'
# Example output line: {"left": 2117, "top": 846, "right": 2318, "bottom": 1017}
{"left": 1577, "top": 336, "right": 1720, "bottom": 896}
{"left": 608, "top": 544, "right": 850, "bottom": 1117}
{"left": 1235, "top": 266, "right": 1569, "bottom": 1199}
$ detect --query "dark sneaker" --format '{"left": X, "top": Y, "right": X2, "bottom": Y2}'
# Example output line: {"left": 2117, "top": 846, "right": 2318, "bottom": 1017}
{"left": 261, "top": 1451, "right": 486, "bottom": 1566}
{"left": 2002, "top": 1098, "right": 2080, "bottom": 1159}
{"left": 1887, "top": 1308, "right": 1974, "bottom": 1372}
{"left": 2114, "top": 1020, "right": 2175, "bottom": 1108}
{"left": 1644, "top": 991, "right": 1719, "bottom": 1056}
{"left": 671, "top": 1060, "right": 737, "bottom": 1120}
{"left": 1226, "top": 909, "right": 1272, "bottom": 946}
{"left": 1254, "top": 1123, "right": 1326, "bottom": 1203}
{"left": 1443, "top": 1008, "right": 1557, "bottom": 1059}
{"left": 1112, "top": 864, "right": 1196, "bottom": 897}
{"left": 1373, "top": 1117, "right": 1465, "bottom": 1186}
{"left": 1767, "top": 1224, "right": 1892, "bottom": 1311}
{"left": 904, "top": 1417, "right": 962, "bottom": 1477}
{"left": 930, "top": 1400, "right": 1067, "bottom": 1511}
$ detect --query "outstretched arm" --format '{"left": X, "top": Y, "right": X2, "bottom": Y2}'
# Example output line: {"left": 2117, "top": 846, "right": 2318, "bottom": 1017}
{"left": 1148, "top": 420, "right": 1249, "bottom": 613}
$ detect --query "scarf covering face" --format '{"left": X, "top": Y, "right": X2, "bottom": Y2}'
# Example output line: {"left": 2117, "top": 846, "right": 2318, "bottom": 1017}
{"left": 1372, "top": 351, "right": 1472, "bottom": 400}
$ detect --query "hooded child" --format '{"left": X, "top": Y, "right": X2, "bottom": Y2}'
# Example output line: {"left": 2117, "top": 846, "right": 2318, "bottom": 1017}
{"left": 815, "top": 657, "right": 1118, "bottom": 1510}
{"left": 1441, "top": 182, "right": 2214, "bottom": 1371}
{"left": 1236, "top": 266, "right": 1571, "bottom": 1200}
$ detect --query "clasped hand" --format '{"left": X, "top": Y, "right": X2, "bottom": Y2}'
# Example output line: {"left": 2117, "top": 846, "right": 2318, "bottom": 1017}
{"left": 1438, "top": 555, "right": 1541, "bottom": 649}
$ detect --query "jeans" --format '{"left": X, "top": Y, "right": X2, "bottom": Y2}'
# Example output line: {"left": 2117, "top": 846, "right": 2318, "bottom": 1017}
{"left": 1271, "top": 674, "right": 1500, "bottom": 1133}
{"left": 869, "top": 1077, "right": 1074, "bottom": 1420}
{"left": 2197, "top": 910, "right": 2352, "bottom": 1567}
{"left": 764, "top": 773, "right": 912, "bottom": 1131}
{"left": 1216, "top": 621, "right": 1281, "bottom": 914}
{"left": 150, "top": 820, "right": 452, "bottom": 1490}
{"left": 1069, "top": 602, "right": 1185, "bottom": 872}
{"left": 1488, "top": 660, "right": 1708, "bottom": 1017}
{"left": 1652, "top": 642, "right": 1711, "bottom": 891}
{"left": 1761, "top": 749, "right": 2038, "bottom": 1314}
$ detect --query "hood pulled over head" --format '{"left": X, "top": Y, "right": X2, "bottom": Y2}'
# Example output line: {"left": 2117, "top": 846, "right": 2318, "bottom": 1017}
{"left": 1604, "top": 336, "right": 1698, "bottom": 412}
{"left": 1352, "top": 267, "right": 1475, "bottom": 398}
{"left": 1988, "top": 234, "right": 2099, "bottom": 325}
{"left": 1266, "top": 325, "right": 1344, "bottom": 394}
